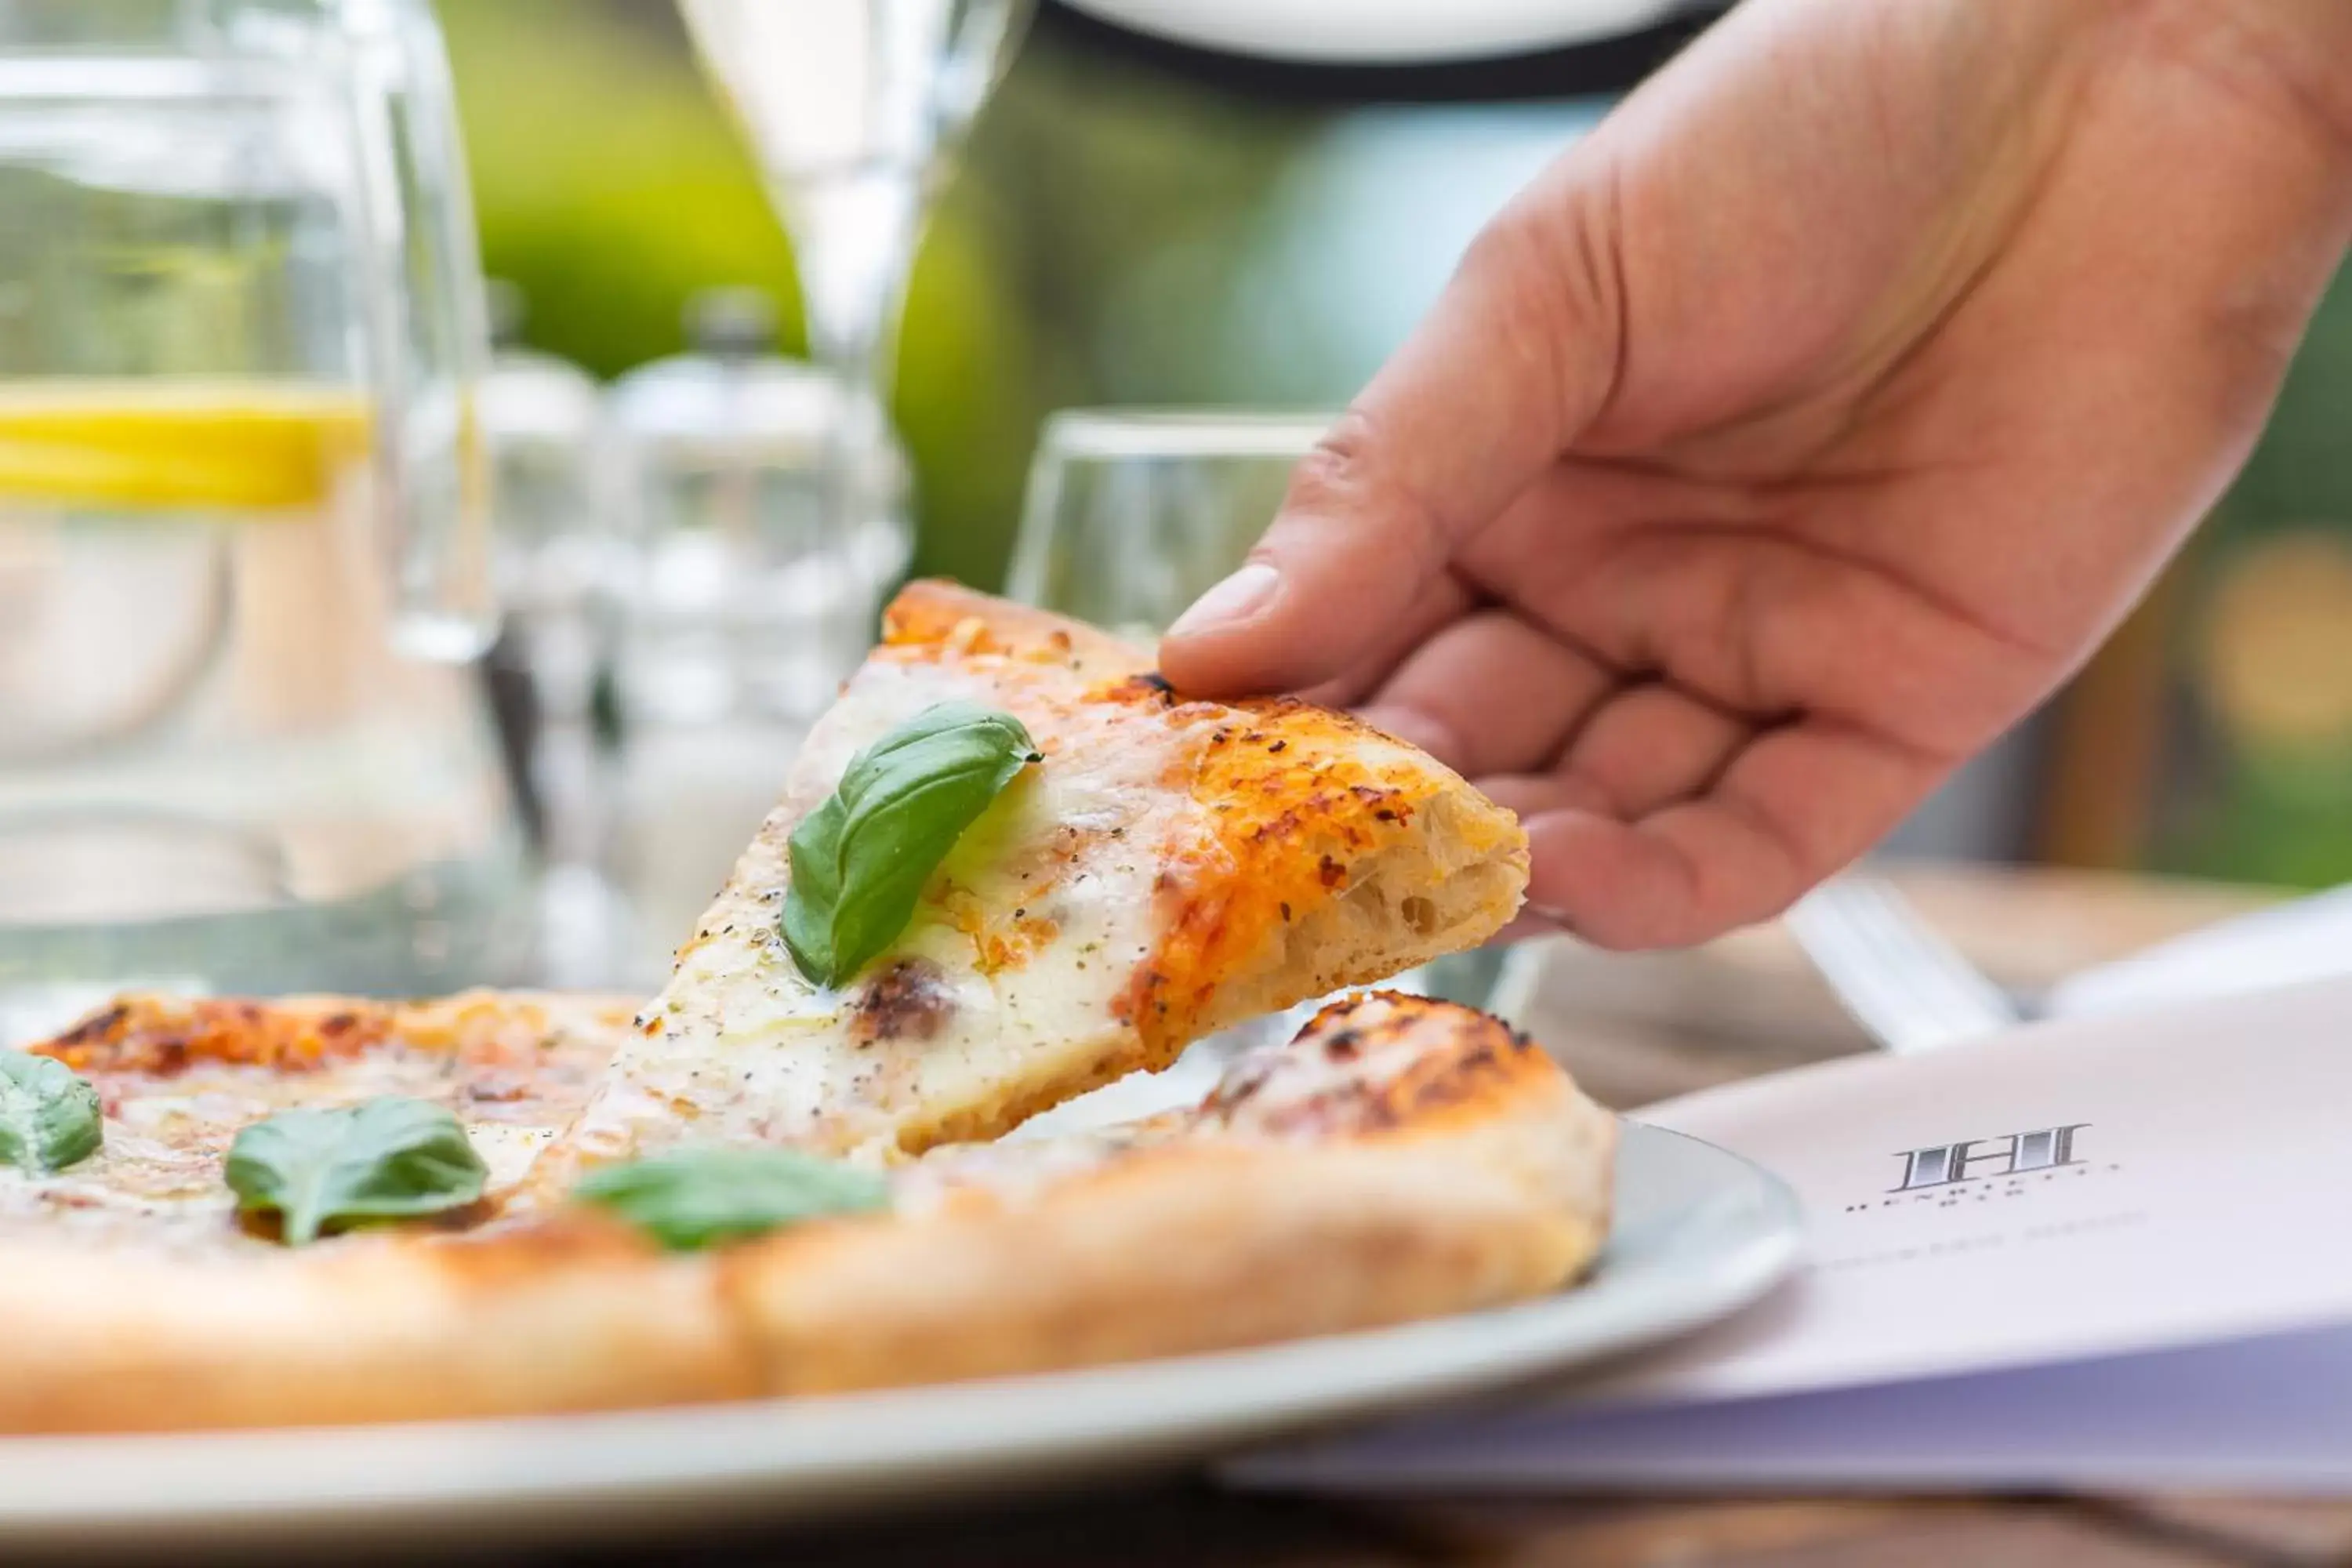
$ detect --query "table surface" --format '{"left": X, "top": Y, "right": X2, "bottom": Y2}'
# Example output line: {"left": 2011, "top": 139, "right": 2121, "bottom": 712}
{"left": 140, "top": 864, "right": 2352, "bottom": 1566}
{"left": 525, "top": 1484, "right": 2352, "bottom": 1566}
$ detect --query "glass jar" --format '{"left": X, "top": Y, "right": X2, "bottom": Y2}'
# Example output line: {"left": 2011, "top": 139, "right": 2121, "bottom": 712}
{"left": 0, "top": 0, "right": 531, "bottom": 1034}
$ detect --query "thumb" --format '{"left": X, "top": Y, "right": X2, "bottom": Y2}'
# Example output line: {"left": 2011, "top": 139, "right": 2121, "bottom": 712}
{"left": 1157, "top": 160, "right": 1625, "bottom": 697}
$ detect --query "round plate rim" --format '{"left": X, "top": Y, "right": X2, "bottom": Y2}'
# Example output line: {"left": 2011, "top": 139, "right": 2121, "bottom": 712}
{"left": 1054, "top": 0, "right": 1695, "bottom": 66}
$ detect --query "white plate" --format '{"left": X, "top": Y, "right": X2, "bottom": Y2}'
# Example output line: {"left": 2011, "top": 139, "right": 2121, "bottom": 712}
{"left": 1058, "top": 0, "right": 1699, "bottom": 66}
{"left": 0, "top": 1123, "right": 1797, "bottom": 1554}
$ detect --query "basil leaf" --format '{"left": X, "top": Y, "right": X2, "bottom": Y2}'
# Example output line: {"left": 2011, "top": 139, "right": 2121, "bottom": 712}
{"left": 782, "top": 701, "right": 1040, "bottom": 987}
{"left": 226, "top": 1097, "right": 487, "bottom": 1246}
{"left": 0, "top": 1050, "right": 102, "bottom": 1174}
{"left": 573, "top": 1147, "right": 891, "bottom": 1251}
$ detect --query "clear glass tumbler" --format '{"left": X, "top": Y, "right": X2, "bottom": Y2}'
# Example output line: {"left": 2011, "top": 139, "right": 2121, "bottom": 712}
{"left": 1007, "top": 409, "right": 1333, "bottom": 643}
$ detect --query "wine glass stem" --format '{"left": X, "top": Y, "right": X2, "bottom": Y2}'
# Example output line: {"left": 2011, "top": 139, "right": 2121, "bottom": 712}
{"left": 785, "top": 169, "right": 924, "bottom": 550}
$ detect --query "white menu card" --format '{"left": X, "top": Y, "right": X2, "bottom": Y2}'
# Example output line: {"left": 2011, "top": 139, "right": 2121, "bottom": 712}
{"left": 1236, "top": 975, "right": 2352, "bottom": 1492}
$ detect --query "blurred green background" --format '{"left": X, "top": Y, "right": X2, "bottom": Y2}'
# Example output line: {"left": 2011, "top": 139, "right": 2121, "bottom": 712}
{"left": 437, "top": 0, "right": 2352, "bottom": 890}
{"left": 2152, "top": 272, "right": 2352, "bottom": 889}
{"left": 438, "top": 0, "right": 1327, "bottom": 593}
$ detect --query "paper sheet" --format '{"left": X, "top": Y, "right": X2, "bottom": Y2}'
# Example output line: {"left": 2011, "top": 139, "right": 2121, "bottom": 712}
{"left": 1239, "top": 1322, "right": 2352, "bottom": 1493}
{"left": 1237, "top": 975, "right": 2352, "bottom": 1492}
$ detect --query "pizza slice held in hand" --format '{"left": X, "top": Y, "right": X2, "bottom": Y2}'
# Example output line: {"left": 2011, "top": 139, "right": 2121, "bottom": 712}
{"left": 0, "top": 583, "right": 1615, "bottom": 1436}
{"left": 553, "top": 581, "right": 1530, "bottom": 1172}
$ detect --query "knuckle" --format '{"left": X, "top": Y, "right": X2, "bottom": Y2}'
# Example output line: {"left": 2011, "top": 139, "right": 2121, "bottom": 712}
{"left": 1455, "top": 199, "right": 1554, "bottom": 294}
{"left": 1457, "top": 172, "right": 1627, "bottom": 424}
{"left": 1283, "top": 409, "right": 1380, "bottom": 515}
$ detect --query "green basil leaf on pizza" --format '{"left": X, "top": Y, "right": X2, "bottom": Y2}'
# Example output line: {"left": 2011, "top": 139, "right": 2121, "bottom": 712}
{"left": 0, "top": 1049, "right": 102, "bottom": 1174}
{"left": 227, "top": 1097, "right": 488, "bottom": 1246}
{"left": 782, "top": 701, "right": 1040, "bottom": 988}
{"left": 573, "top": 1147, "right": 891, "bottom": 1251}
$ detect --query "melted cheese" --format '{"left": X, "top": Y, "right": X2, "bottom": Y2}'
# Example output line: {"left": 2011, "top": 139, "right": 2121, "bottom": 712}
{"left": 554, "top": 656, "right": 1165, "bottom": 1169}
{"left": 2, "top": 1007, "right": 619, "bottom": 1255}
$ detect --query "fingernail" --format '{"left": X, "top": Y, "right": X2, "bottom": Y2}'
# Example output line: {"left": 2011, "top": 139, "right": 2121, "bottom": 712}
{"left": 1168, "top": 563, "right": 1281, "bottom": 640}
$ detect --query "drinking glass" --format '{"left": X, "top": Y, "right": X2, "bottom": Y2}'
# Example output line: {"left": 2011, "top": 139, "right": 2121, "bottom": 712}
{"left": 1007, "top": 409, "right": 1333, "bottom": 642}
{"left": 677, "top": 0, "right": 1033, "bottom": 590}
{"left": 0, "top": 0, "right": 528, "bottom": 1031}
{"left": 1006, "top": 408, "right": 1503, "bottom": 1101}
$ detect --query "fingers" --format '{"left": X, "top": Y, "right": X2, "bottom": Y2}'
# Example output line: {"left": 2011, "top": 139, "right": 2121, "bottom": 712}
{"left": 1507, "top": 723, "right": 1948, "bottom": 949}
{"left": 1554, "top": 683, "right": 1750, "bottom": 819}
{"left": 1158, "top": 154, "right": 1629, "bottom": 698}
{"left": 1354, "top": 610, "right": 1617, "bottom": 777}
{"left": 1296, "top": 569, "right": 1478, "bottom": 710}
{"left": 1465, "top": 484, "right": 2049, "bottom": 756}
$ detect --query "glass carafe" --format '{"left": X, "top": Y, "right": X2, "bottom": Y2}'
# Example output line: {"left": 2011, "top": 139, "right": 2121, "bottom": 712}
{"left": 0, "top": 0, "right": 530, "bottom": 1034}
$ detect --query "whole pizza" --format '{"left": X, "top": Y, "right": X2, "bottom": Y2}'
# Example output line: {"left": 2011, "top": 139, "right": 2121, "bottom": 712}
{"left": 0, "top": 583, "right": 1615, "bottom": 1432}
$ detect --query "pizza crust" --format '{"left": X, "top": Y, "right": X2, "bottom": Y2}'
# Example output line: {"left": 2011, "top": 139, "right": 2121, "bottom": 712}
{"left": 0, "top": 1229, "right": 755, "bottom": 1432}
{"left": 727, "top": 1062, "right": 1610, "bottom": 1394}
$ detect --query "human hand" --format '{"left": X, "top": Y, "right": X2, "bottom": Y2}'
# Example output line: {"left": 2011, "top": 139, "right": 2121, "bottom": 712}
{"left": 1159, "top": 0, "right": 2352, "bottom": 948}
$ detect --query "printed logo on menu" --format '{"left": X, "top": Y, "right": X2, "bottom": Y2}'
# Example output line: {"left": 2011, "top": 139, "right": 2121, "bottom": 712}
{"left": 1888, "top": 1123, "right": 2091, "bottom": 1192}
{"left": 1841, "top": 1123, "right": 2124, "bottom": 1214}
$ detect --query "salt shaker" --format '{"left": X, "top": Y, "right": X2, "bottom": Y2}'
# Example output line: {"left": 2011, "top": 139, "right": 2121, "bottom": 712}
{"left": 600, "top": 289, "right": 907, "bottom": 984}
{"left": 478, "top": 280, "right": 622, "bottom": 985}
